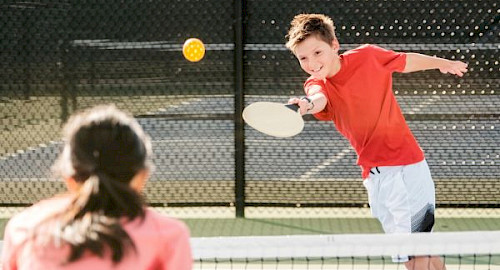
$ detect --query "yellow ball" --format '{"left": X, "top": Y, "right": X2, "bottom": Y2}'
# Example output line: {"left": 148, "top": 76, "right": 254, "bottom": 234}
{"left": 182, "top": 38, "right": 205, "bottom": 62}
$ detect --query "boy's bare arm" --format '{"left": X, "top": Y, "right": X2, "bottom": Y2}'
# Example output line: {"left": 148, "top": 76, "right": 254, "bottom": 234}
{"left": 403, "top": 53, "right": 468, "bottom": 77}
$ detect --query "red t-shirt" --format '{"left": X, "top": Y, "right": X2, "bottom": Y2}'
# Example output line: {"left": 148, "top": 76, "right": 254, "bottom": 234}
{"left": 305, "top": 44, "right": 424, "bottom": 179}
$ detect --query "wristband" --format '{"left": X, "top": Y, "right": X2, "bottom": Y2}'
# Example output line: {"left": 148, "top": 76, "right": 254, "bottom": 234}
{"left": 300, "top": 96, "right": 314, "bottom": 112}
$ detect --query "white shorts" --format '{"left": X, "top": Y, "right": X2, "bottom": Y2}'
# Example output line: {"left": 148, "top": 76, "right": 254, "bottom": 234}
{"left": 363, "top": 159, "right": 436, "bottom": 262}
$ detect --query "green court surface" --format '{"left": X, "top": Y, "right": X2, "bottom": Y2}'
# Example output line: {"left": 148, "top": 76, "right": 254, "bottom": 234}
{"left": 185, "top": 217, "right": 500, "bottom": 237}
{"left": 1, "top": 216, "right": 499, "bottom": 239}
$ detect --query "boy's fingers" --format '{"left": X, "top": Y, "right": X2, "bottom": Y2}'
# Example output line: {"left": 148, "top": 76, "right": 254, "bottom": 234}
{"left": 455, "top": 67, "right": 466, "bottom": 77}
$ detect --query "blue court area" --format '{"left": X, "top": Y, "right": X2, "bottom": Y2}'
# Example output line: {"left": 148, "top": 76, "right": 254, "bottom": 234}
{"left": 0, "top": 95, "right": 499, "bottom": 209}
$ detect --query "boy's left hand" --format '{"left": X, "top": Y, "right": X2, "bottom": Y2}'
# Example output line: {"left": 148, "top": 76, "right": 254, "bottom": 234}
{"left": 439, "top": 60, "right": 468, "bottom": 77}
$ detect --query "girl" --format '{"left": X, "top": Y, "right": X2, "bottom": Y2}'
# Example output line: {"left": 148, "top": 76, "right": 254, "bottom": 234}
{"left": 2, "top": 105, "right": 192, "bottom": 270}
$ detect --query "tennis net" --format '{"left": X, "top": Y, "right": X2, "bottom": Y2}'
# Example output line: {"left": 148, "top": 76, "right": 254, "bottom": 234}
{"left": 191, "top": 231, "right": 500, "bottom": 269}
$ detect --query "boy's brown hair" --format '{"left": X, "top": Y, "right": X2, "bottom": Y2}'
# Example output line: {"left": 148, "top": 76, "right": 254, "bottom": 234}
{"left": 285, "top": 14, "right": 337, "bottom": 52}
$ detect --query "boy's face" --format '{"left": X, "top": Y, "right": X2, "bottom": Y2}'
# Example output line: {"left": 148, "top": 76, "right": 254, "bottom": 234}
{"left": 294, "top": 35, "right": 340, "bottom": 80}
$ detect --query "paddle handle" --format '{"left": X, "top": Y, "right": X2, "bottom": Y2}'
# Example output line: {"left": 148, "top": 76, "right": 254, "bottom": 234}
{"left": 284, "top": 103, "right": 300, "bottom": 113}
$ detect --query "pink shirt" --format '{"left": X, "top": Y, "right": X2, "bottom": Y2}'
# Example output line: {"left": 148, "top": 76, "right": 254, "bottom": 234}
{"left": 1, "top": 196, "right": 192, "bottom": 270}
{"left": 305, "top": 44, "right": 424, "bottom": 178}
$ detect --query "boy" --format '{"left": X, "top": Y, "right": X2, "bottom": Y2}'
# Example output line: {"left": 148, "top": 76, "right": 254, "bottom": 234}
{"left": 286, "top": 14, "right": 467, "bottom": 270}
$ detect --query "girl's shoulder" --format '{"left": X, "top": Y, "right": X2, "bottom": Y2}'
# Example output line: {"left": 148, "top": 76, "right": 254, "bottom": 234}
{"left": 8, "top": 195, "right": 72, "bottom": 228}
{"left": 142, "top": 208, "right": 190, "bottom": 233}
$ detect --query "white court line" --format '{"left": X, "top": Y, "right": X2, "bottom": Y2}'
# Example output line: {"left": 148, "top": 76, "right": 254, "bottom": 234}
{"left": 145, "top": 97, "right": 202, "bottom": 115}
{"left": 0, "top": 141, "right": 60, "bottom": 160}
{"left": 245, "top": 207, "right": 500, "bottom": 219}
{"left": 405, "top": 95, "right": 442, "bottom": 114}
{"left": 298, "top": 147, "right": 353, "bottom": 180}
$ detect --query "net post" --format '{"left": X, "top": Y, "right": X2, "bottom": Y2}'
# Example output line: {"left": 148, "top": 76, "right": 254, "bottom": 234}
{"left": 234, "top": 0, "right": 246, "bottom": 217}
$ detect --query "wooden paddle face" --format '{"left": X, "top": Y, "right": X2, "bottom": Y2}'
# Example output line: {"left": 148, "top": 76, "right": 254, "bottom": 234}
{"left": 242, "top": 102, "right": 304, "bottom": 137}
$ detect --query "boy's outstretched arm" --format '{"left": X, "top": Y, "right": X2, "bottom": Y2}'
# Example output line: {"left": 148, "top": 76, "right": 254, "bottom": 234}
{"left": 288, "top": 88, "right": 327, "bottom": 115}
{"left": 403, "top": 53, "right": 468, "bottom": 77}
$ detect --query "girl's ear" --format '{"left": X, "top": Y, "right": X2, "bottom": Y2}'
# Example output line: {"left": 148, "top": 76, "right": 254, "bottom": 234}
{"left": 130, "top": 169, "right": 149, "bottom": 192}
{"left": 64, "top": 177, "right": 81, "bottom": 192}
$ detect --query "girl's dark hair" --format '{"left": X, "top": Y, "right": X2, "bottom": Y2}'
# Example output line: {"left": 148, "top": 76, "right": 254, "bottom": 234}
{"left": 47, "top": 105, "right": 153, "bottom": 264}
